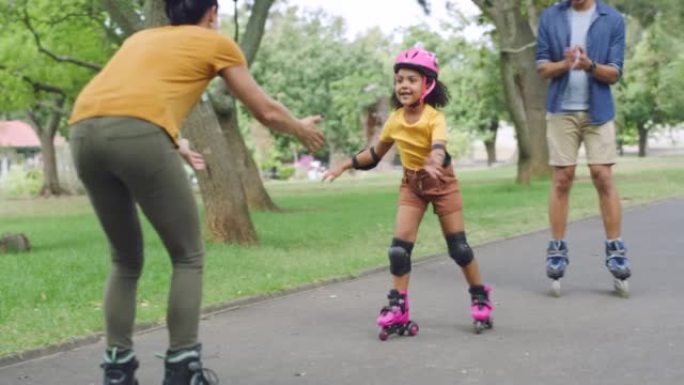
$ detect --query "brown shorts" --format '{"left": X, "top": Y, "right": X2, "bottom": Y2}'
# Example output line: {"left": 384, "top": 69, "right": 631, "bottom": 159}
{"left": 398, "top": 165, "right": 463, "bottom": 217}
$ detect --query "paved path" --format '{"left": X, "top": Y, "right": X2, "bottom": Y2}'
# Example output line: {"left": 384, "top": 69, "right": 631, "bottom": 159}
{"left": 2, "top": 199, "right": 683, "bottom": 385}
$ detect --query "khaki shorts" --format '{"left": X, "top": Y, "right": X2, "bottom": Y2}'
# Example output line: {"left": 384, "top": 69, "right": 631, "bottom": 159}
{"left": 546, "top": 112, "right": 618, "bottom": 166}
{"left": 398, "top": 165, "right": 462, "bottom": 217}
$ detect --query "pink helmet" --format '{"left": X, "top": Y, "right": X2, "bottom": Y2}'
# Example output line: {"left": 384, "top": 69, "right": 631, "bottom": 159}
{"left": 394, "top": 47, "right": 440, "bottom": 104}
{"left": 394, "top": 47, "right": 440, "bottom": 79}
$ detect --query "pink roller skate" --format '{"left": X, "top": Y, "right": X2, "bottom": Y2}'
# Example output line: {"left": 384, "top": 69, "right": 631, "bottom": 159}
{"left": 376, "top": 289, "right": 419, "bottom": 341}
{"left": 469, "top": 285, "right": 493, "bottom": 334}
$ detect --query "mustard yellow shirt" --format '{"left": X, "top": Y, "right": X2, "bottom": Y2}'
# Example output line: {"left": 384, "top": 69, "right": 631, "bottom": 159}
{"left": 378, "top": 105, "right": 448, "bottom": 170}
{"left": 69, "top": 26, "right": 246, "bottom": 141}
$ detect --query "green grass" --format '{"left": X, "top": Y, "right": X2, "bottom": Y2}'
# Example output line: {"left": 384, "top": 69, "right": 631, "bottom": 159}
{"left": 1, "top": 155, "right": 683, "bottom": 356}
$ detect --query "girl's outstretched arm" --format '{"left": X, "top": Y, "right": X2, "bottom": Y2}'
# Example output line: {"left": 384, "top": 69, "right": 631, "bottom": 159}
{"left": 322, "top": 140, "right": 394, "bottom": 183}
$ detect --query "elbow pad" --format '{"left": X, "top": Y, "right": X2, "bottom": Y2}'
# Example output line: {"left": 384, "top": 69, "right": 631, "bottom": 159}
{"left": 352, "top": 147, "right": 381, "bottom": 170}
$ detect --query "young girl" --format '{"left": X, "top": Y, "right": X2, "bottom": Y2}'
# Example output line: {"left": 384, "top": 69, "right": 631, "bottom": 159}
{"left": 323, "top": 47, "right": 493, "bottom": 339}
{"left": 69, "top": 0, "right": 323, "bottom": 384}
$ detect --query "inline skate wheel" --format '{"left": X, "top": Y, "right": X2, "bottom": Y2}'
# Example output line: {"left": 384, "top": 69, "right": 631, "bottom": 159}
{"left": 407, "top": 322, "right": 419, "bottom": 337}
{"left": 614, "top": 279, "right": 629, "bottom": 298}
{"left": 378, "top": 329, "right": 389, "bottom": 341}
{"left": 551, "top": 280, "right": 561, "bottom": 297}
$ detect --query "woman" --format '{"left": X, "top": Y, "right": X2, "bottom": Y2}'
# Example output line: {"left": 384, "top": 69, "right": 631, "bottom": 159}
{"left": 69, "top": 1, "right": 324, "bottom": 384}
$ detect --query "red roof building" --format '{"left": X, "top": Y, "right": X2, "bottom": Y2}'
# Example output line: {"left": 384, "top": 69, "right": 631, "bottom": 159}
{"left": 0, "top": 121, "right": 66, "bottom": 148}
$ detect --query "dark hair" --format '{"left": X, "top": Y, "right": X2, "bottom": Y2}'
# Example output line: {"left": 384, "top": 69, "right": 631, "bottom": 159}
{"left": 165, "top": 0, "right": 218, "bottom": 25}
{"left": 390, "top": 77, "right": 450, "bottom": 109}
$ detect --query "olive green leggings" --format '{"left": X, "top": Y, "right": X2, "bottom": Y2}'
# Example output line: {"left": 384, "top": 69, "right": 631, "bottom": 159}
{"left": 70, "top": 117, "right": 204, "bottom": 351}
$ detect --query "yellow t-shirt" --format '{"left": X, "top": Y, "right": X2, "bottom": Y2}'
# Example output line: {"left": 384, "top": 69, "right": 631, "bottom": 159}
{"left": 69, "top": 26, "right": 246, "bottom": 141}
{"left": 378, "top": 105, "right": 448, "bottom": 170}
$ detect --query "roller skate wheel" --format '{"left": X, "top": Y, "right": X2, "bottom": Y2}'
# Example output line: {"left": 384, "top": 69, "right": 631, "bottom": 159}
{"left": 613, "top": 279, "right": 629, "bottom": 298}
{"left": 551, "top": 280, "right": 561, "bottom": 297}
{"left": 474, "top": 321, "right": 485, "bottom": 334}
{"left": 407, "top": 322, "right": 419, "bottom": 337}
{"left": 378, "top": 329, "right": 389, "bottom": 341}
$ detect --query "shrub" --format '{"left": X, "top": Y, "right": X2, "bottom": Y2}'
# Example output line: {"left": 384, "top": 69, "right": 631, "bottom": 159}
{"left": 0, "top": 165, "right": 42, "bottom": 198}
{"left": 447, "top": 128, "right": 473, "bottom": 160}
{"left": 278, "top": 165, "right": 296, "bottom": 180}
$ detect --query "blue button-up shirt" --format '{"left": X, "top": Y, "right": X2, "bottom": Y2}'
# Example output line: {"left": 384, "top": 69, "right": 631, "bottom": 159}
{"left": 535, "top": 0, "right": 625, "bottom": 125}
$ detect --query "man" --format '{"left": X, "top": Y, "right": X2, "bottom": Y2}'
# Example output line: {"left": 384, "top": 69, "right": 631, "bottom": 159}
{"left": 535, "top": 0, "right": 630, "bottom": 296}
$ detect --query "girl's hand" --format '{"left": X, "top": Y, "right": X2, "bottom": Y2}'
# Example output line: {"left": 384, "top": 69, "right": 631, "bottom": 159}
{"left": 178, "top": 139, "right": 206, "bottom": 171}
{"left": 423, "top": 163, "right": 443, "bottom": 179}
{"left": 321, "top": 166, "right": 345, "bottom": 183}
{"left": 423, "top": 147, "right": 445, "bottom": 179}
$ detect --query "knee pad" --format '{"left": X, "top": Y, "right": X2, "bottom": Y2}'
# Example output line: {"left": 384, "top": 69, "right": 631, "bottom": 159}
{"left": 388, "top": 238, "right": 414, "bottom": 276}
{"left": 447, "top": 232, "right": 474, "bottom": 267}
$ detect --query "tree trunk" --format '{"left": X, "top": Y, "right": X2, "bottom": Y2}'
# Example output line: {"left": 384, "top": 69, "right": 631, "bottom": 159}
{"left": 38, "top": 130, "right": 61, "bottom": 196}
{"left": 216, "top": 102, "right": 279, "bottom": 211}
{"left": 472, "top": 0, "right": 550, "bottom": 184}
{"left": 143, "top": 0, "right": 169, "bottom": 28}
{"left": 638, "top": 123, "right": 648, "bottom": 157}
{"left": 210, "top": 0, "right": 280, "bottom": 211}
{"left": 483, "top": 119, "right": 498, "bottom": 166}
{"left": 28, "top": 97, "right": 66, "bottom": 197}
{"left": 525, "top": 0, "right": 540, "bottom": 34}
{"left": 102, "top": 0, "right": 142, "bottom": 37}
{"left": 143, "top": 0, "right": 259, "bottom": 243}
{"left": 239, "top": 0, "right": 276, "bottom": 64}
{"left": 184, "top": 100, "right": 259, "bottom": 244}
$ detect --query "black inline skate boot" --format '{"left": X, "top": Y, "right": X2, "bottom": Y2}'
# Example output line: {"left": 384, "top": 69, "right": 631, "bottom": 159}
{"left": 101, "top": 347, "right": 139, "bottom": 385}
{"left": 162, "top": 344, "right": 219, "bottom": 385}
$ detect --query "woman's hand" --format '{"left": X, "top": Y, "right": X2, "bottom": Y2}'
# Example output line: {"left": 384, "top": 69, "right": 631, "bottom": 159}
{"left": 178, "top": 138, "right": 206, "bottom": 171}
{"left": 297, "top": 115, "right": 325, "bottom": 152}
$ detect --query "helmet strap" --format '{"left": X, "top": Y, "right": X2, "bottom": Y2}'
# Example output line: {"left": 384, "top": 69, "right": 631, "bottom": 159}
{"left": 419, "top": 77, "right": 436, "bottom": 105}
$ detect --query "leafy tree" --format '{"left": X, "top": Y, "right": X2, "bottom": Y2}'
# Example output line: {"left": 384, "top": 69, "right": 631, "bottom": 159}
{"left": 1, "top": 0, "right": 277, "bottom": 243}
{"left": 467, "top": 0, "right": 551, "bottom": 184}
{"left": 248, "top": 6, "right": 392, "bottom": 162}
{"left": 0, "top": 0, "right": 113, "bottom": 196}
{"left": 447, "top": 43, "right": 507, "bottom": 165}
{"left": 329, "top": 29, "right": 393, "bottom": 155}
{"left": 616, "top": 14, "right": 684, "bottom": 156}
{"left": 657, "top": 55, "right": 684, "bottom": 124}
{"left": 610, "top": 0, "right": 683, "bottom": 29}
